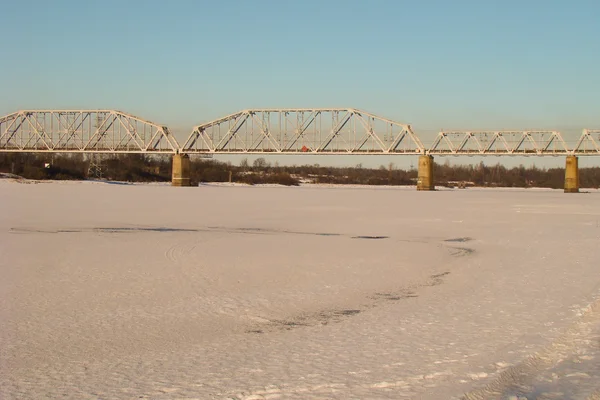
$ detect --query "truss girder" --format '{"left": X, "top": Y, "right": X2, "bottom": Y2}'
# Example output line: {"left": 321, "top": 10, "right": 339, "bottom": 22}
{"left": 182, "top": 108, "right": 424, "bottom": 154}
{"left": 428, "top": 131, "right": 573, "bottom": 155}
{"left": 2, "top": 109, "right": 599, "bottom": 157}
{"left": 0, "top": 110, "right": 180, "bottom": 153}
{"left": 573, "top": 129, "right": 600, "bottom": 154}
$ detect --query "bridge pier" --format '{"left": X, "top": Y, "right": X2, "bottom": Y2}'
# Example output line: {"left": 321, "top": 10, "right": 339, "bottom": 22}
{"left": 172, "top": 153, "right": 191, "bottom": 187}
{"left": 564, "top": 155, "right": 579, "bottom": 193}
{"left": 417, "top": 155, "right": 434, "bottom": 191}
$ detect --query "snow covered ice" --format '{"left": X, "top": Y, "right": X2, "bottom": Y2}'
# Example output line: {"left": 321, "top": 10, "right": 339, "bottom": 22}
{"left": 1, "top": 180, "right": 600, "bottom": 399}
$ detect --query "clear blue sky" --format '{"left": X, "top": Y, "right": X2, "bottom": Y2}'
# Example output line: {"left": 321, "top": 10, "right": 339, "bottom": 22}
{"left": 1, "top": 0, "right": 599, "bottom": 167}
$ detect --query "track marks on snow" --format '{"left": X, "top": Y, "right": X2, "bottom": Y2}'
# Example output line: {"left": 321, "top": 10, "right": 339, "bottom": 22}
{"left": 246, "top": 308, "right": 363, "bottom": 333}
{"left": 462, "top": 292, "right": 600, "bottom": 400}
{"left": 164, "top": 243, "right": 199, "bottom": 263}
{"left": 243, "top": 238, "right": 468, "bottom": 335}
{"left": 245, "top": 272, "right": 457, "bottom": 335}
{"left": 427, "top": 271, "right": 452, "bottom": 286}
{"left": 448, "top": 247, "right": 476, "bottom": 257}
{"left": 370, "top": 290, "right": 419, "bottom": 302}
{"left": 245, "top": 288, "right": 426, "bottom": 334}
{"left": 445, "top": 237, "right": 474, "bottom": 243}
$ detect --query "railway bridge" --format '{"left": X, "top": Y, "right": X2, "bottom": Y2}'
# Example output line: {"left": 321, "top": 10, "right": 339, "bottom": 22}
{"left": 1, "top": 108, "right": 598, "bottom": 192}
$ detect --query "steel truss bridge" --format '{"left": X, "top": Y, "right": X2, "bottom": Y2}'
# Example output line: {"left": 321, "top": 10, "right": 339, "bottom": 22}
{"left": 1, "top": 109, "right": 599, "bottom": 156}
{"left": 0, "top": 110, "right": 179, "bottom": 153}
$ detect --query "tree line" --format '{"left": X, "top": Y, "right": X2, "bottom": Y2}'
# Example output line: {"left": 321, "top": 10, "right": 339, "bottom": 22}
{"left": 1, "top": 153, "right": 599, "bottom": 189}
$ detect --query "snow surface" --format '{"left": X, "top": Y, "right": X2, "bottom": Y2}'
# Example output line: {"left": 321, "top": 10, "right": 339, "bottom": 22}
{"left": 1, "top": 180, "right": 600, "bottom": 399}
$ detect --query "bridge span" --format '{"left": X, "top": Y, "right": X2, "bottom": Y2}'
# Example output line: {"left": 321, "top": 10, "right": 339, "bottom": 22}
{"left": 0, "top": 110, "right": 179, "bottom": 153}
{"left": 1, "top": 108, "right": 599, "bottom": 192}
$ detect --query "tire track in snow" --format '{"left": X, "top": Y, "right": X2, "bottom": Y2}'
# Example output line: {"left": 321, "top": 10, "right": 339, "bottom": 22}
{"left": 462, "top": 290, "right": 600, "bottom": 400}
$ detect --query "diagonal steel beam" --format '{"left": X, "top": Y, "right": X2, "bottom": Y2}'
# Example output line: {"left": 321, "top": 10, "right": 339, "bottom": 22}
{"left": 248, "top": 112, "right": 282, "bottom": 152}
{"left": 283, "top": 111, "right": 319, "bottom": 151}
{"left": 316, "top": 111, "right": 353, "bottom": 152}
{"left": 353, "top": 114, "right": 387, "bottom": 152}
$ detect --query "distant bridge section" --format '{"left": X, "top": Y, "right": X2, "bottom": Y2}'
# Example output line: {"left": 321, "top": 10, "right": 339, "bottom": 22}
{"left": 0, "top": 110, "right": 180, "bottom": 153}
{"left": 182, "top": 108, "right": 425, "bottom": 155}
{"left": 429, "top": 130, "right": 600, "bottom": 156}
{"left": 182, "top": 109, "right": 600, "bottom": 156}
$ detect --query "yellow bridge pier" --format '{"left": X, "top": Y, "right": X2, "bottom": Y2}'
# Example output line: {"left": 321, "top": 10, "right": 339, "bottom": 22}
{"left": 172, "top": 153, "right": 191, "bottom": 187}
{"left": 417, "top": 155, "right": 435, "bottom": 191}
{"left": 564, "top": 155, "right": 579, "bottom": 193}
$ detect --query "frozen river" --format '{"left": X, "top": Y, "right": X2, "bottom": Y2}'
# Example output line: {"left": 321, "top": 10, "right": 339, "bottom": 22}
{"left": 1, "top": 180, "right": 600, "bottom": 399}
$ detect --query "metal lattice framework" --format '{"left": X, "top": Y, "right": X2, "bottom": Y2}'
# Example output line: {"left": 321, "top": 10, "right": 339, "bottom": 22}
{"left": 182, "top": 108, "right": 425, "bottom": 154}
{"left": 0, "top": 109, "right": 599, "bottom": 157}
{"left": 429, "top": 130, "right": 600, "bottom": 155}
{"left": 429, "top": 131, "right": 571, "bottom": 155}
{"left": 0, "top": 110, "right": 180, "bottom": 153}
{"left": 573, "top": 129, "right": 600, "bottom": 154}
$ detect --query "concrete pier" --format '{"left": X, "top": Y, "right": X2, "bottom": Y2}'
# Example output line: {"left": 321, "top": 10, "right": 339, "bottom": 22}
{"left": 564, "top": 155, "right": 579, "bottom": 193}
{"left": 172, "top": 154, "right": 191, "bottom": 187}
{"left": 417, "top": 155, "right": 434, "bottom": 191}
